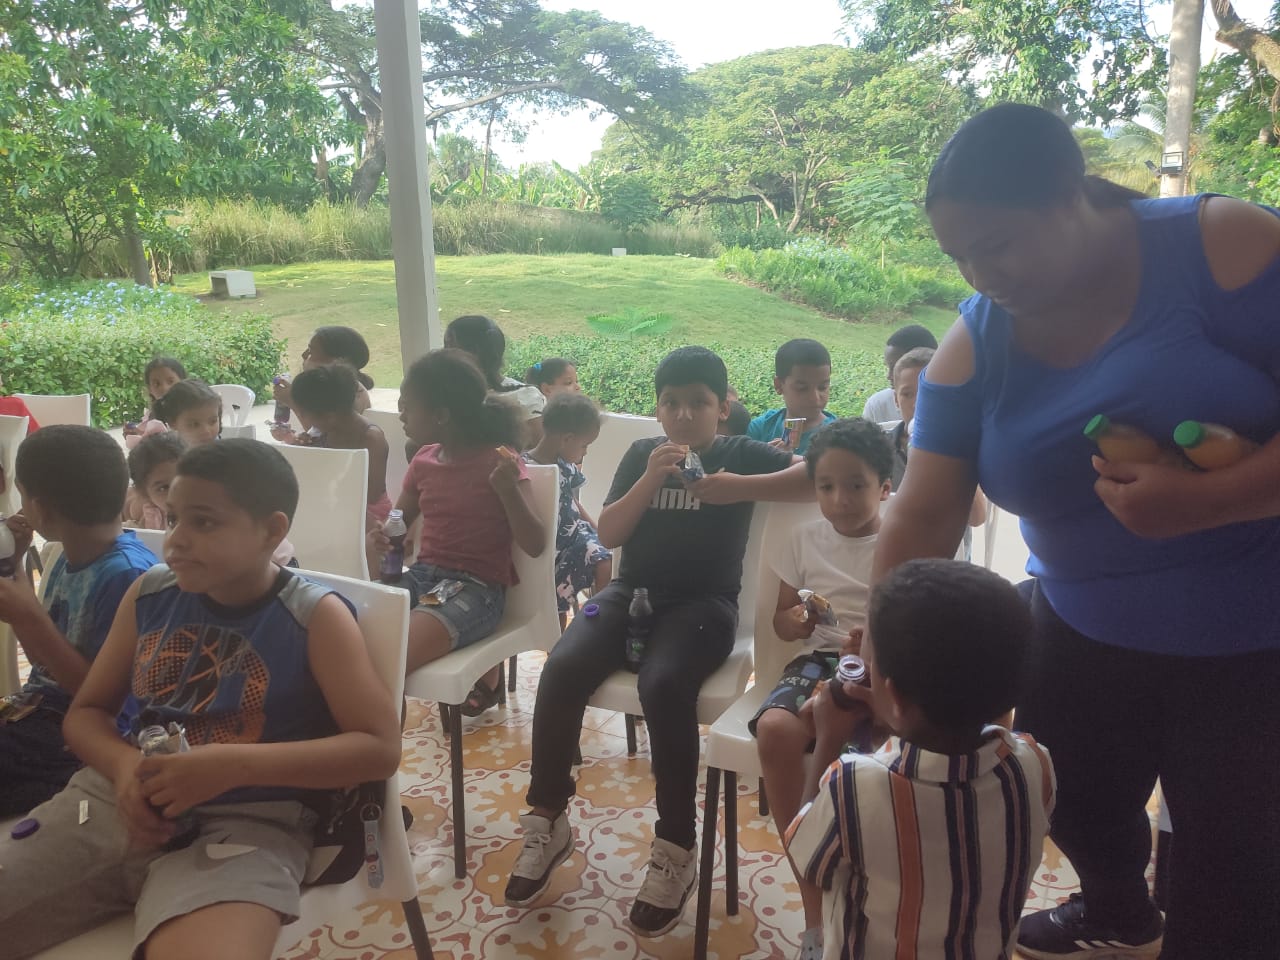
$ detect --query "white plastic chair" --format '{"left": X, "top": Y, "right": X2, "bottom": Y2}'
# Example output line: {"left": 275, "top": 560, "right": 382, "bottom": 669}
{"left": 692, "top": 501, "right": 823, "bottom": 959}
{"left": 211, "top": 384, "right": 256, "bottom": 427}
{"left": 272, "top": 445, "right": 370, "bottom": 580}
{"left": 123, "top": 527, "right": 166, "bottom": 559}
{"left": 403, "top": 463, "right": 559, "bottom": 878}
{"left": 13, "top": 393, "right": 90, "bottom": 427}
{"left": 365, "top": 408, "right": 410, "bottom": 506}
{"left": 983, "top": 502, "right": 1002, "bottom": 571}
{"left": 0, "top": 414, "right": 30, "bottom": 696}
{"left": 31, "top": 571, "right": 434, "bottom": 960}
{"left": 219, "top": 423, "right": 257, "bottom": 440}
{"left": 577, "top": 412, "right": 660, "bottom": 524}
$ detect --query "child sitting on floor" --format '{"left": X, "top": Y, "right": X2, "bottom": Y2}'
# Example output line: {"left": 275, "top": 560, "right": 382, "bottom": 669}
{"left": 124, "top": 431, "right": 187, "bottom": 531}
{"left": 124, "top": 355, "right": 185, "bottom": 448}
{"left": 751, "top": 417, "right": 893, "bottom": 960}
{"left": 287, "top": 364, "right": 392, "bottom": 528}
{"left": 526, "top": 357, "right": 582, "bottom": 399}
{"left": 0, "top": 439, "right": 401, "bottom": 958}
{"left": 786, "top": 559, "right": 1055, "bottom": 960}
{"left": 367, "top": 348, "right": 545, "bottom": 716}
{"left": 154, "top": 378, "right": 222, "bottom": 448}
{"left": 522, "top": 392, "right": 612, "bottom": 627}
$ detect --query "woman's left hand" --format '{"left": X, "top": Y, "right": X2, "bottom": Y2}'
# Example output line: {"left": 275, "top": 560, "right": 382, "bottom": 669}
{"left": 1092, "top": 455, "right": 1215, "bottom": 539}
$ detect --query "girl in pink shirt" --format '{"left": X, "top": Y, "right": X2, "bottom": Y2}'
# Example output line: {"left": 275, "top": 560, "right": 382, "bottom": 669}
{"left": 368, "top": 349, "right": 546, "bottom": 714}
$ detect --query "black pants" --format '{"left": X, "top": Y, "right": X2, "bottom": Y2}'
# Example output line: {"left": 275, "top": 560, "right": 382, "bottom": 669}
{"left": 526, "top": 583, "right": 736, "bottom": 849}
{"left": 1017, "top": 583, "right": 1280, "bottom": 960}
{"left": 0, "top": 707, "right": 81, "bottom": 818}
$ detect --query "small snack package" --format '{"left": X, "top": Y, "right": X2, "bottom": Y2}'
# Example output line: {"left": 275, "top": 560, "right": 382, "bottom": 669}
{"left": 782, "top": 417, "right": 806, "bottom": 450}
{"left": 680, "top": 447, "right": 706, "bottom": 483}
{"left": 424, "top": 579, "right": 465, "bottom": 606}
{"left": 798, "top": 588, "right": 838, "bottom": 627}
{"left": 496, "top": 445, "right": 521, "bottom": 464}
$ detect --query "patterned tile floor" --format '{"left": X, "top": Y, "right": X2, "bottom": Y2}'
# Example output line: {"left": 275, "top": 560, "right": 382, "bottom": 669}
{"left": 281, "top": 650, "right": 1158, "bottom": 960}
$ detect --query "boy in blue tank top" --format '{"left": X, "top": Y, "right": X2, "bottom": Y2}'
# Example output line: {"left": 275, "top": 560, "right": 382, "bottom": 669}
{"left": 0, "top": 439, "right": 401, "bottom": 959}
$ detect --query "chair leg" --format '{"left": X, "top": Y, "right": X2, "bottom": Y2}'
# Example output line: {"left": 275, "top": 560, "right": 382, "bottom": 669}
{"left": 758, "top": 777, "right": 769, "bottom": 818}
{"left": 497, "top": 660, "right": 507, "bottom": 707}
{"left": 449, "top": 703, "right": 466, "bottom": 879}
{"left": 694, "top": 766, "right": 721, "bottom": 960}
{"left": 439, "top": 702, "right": 451, "bottom": 738}
{"left": 507, "top": 653, "right": 518, "bottom": 692}
{"left": 625, "top": 713, "right": 638, "bottom": 756}
{"left": 725, "top": 770, "right": 739, "bottom": 916}
{"left": 401, "top": 897, "right": 435, "bottom": 960}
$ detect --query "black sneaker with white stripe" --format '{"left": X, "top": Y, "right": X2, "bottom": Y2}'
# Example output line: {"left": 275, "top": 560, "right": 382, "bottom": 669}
{"left": 1017, "top": 893, "right": 1163, "bottom": 959}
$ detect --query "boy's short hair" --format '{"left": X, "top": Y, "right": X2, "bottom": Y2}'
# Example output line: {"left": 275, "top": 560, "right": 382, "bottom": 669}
{"left": 892, "top": 347, "right": 936, "bottom": 386}
{"left": 723, "top": 400, "right": 751, "bottom": 436}
{"left": 154, "top": 378, "right": 220, "bottom": 426}
{"left": 176, "top": 439, "right": 299, "bottom": 523}
{"left": 128, "top": 431, "right": 188, "bottom": 488}
{"left": 805, "top": 417, "right": 895, "bottom": 482}
{"left": 654, "top": 346, "right": 728, "bottom": 402}
{"left": 541, "top": 392, "right": 600, "bottom": 435}
{"left": 291, "top": 364, "right": 358, "bottom": 416}
{"left": 885, "top": 325, "right": 939, "bottom": 353}
{"left": 16, "top": 425, "right": 128, "bottom": 524}
{"left": 775, "top": 338, "right": 832, "bottom": 378}
{"left": 870, "top": 559, "right": 1030, "bottom": 730}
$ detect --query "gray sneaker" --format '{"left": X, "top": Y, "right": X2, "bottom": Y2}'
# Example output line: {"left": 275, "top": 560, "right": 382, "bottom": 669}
{"left": 628, "top": 837, "right": 697, "bottom": 937}
{"left": 504, "top": 812, "right": 574, "bottom": 907}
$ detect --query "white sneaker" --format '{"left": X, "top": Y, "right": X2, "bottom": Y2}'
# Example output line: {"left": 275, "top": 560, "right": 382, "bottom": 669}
{"left": 504, "top": 812, "right": 574, "bottom": 907}
{"left": 800, "top": 926, "right": 824, "bottom": 960}
{"left": 628, "top": 837, "right": 697, "bottom": 937}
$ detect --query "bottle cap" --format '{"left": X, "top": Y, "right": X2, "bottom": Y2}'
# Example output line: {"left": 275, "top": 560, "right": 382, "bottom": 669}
{"left": 10, "top": 818, "right": 39, "bottom": 839}
{"left": 1082, "top": 414, "right": 1110, "bottom": 440}
{"left": 582, "top": 603, "right": 600, "bottom": 618}
{"left": 388, "top": 509, "right": 403, "bottom": 521}
{"left": 1172, "top": 420, "right": 1206, "bottom": 449}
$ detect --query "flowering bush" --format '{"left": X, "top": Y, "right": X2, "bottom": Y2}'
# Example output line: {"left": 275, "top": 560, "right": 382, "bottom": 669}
{"left": 0, "top": 281, "right": 284, "bottom": 428}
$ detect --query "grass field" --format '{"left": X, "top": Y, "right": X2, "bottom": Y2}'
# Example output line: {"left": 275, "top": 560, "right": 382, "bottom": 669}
{"left": 174, "top": 255, "right": 957, "bottom": 388}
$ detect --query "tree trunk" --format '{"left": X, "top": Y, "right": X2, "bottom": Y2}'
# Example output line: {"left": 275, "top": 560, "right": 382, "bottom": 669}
{"left": 351, "top": 115, "right": 386, "bottom": 208}
{"left": 482, "top": 110, "right": 496, "bottom": 199}
{"left": 1162, "top": 0, "right": 1204, "bottom": 197}
{"left": 118, "top": 184, "right": 152, "bottom": 287}
{"left": 1211, "top": 0, "right": 1280, "bottom": 131}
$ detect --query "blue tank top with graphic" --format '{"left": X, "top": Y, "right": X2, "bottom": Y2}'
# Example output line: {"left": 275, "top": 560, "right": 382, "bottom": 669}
{"left": 130, "top": 565, "right": 349, "bottom": 804}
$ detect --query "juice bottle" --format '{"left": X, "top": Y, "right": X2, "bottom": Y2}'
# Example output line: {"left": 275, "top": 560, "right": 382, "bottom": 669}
{"left": 626, "top": 587, "right": 653, "bottom": 672}
{"left": 1083, "top": 415, "right": 1165, "bottom": 464}
{"left": 1172, "top": 421, "right": 1260, "bottom": 471}
{"left": 379, "top": 510, "right": 408, "bottom": 584}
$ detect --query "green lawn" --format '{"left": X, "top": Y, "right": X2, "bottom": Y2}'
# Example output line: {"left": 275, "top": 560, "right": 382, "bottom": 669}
{"left": 174, "top": 255, "right": 957, "bottom": 388}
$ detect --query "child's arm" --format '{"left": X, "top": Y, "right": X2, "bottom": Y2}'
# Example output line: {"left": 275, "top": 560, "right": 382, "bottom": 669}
{"left": 575, "top": 498, "right": 597, "bottom": 528}
{"left": 597, "top": 441, "right": 686, "bottom": 548}
{"left": 685, "top": 460, "right": 813, "bottom": 505}
{"left": 774, "top": 580, "right": 816, "bottom": 643}
{"left": 136, "top": 594, "right": 401, "bottom": 818}
{"left": 0, "top": 575, "right": 93, "bottom": 696}
{"left": 367, "top": 486, "right": 420, "bottom": 575}
{"left": 365, "top": 423, "right": 390, "bottom": 504}
{"left": 491, "top": 453, "right": 546, "bottom": 558}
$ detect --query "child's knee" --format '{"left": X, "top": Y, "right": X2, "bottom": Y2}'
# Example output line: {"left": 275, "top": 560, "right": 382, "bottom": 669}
{"left": 755, "top": 708, "right": 811, "bottom": 755}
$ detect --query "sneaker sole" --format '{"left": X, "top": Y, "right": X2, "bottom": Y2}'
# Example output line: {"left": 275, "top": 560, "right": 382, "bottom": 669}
{"left": 1017, "top": 939, "right": 1162, "bottom": 960}
{"left": 626, "top": 868, "right": 697, "bottom": 939}
{"left": 503, "top": 832, "right": 575, "bottom": 908}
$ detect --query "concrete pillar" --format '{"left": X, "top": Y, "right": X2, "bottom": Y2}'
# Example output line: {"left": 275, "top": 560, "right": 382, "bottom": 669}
{"left": 1161, "top": 0, "right": 1205, "bottom": 198}
{"left": 373, "top": 0, "right": 442, "bottom": 370}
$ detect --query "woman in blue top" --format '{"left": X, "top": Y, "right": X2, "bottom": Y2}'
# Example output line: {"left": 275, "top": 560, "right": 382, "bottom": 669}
{"left": 874, "top": 103, "right": 1280, "bottom": 960}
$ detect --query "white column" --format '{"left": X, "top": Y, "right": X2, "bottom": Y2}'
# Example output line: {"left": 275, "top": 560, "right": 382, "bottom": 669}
{"left": 1161, "top": 0, "right": 1205, "bottom": 198}
{"left": 373, "top": 0, "right": 441, "bottom": 369}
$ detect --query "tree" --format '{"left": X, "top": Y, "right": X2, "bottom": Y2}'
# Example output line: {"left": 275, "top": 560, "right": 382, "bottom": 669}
{"left": 0, "top": 0, "right": 329, "bottom": 282}
{"left": 1209, "top": 0, "right": 1280, "bottom": 131}
{"left": 600, "top": 46, "right": 973, "bottom": 233}
{"left": 302, "top": 0, "right": 686, "bottom": 207}
{"left": 844, "top": 0, "right": 1167, "bottom": 122}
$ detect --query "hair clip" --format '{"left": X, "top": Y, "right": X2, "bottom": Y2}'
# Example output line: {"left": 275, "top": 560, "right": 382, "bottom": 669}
{"left": 533, "top": 362, "right": 542, "bottom": 371}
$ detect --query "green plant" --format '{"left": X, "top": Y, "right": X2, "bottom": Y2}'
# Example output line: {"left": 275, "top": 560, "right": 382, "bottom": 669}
{"left": 0, "top": 281, "right": 284, "bottom": 427}
{"left": 504, "top": 334, "right": 886, "bottom": 419}
{"left": 585, "top": 307, "right": 677, "bottom": 339}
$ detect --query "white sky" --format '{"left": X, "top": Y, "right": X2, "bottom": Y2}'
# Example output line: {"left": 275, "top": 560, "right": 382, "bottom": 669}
{"left": 454, "top": 0, "right": 1276, "bottom": 169}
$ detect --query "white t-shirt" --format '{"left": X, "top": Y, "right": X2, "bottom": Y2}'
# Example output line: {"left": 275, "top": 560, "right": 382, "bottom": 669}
{"left": 861, "top": 386, "right": 899, "bottom": 425}
{"left": 771, "top": 519, "right": 877, "bottom": 651}
{"left": 497, "top": 377, "right": 547, "bottom": 421}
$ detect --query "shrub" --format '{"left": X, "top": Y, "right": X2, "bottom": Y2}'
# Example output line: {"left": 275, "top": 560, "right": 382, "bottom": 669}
{"left": 717, "top": 236, "right": 969, "bottom": 319}
{"left": 0, "top": 281, "right": 285, "bottom": 428}
{"left": 505, "top": 334, "right": 886, "bottom": 419}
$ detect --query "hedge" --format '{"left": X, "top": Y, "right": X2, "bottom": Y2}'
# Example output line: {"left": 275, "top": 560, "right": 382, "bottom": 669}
{"left": 0, "top": 282, "right": 285, "bottom": 429}
{"left": 504, "top": 334, "right": 886, "bottom": 419}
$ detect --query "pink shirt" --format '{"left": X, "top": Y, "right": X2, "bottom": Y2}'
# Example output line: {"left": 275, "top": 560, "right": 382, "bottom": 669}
{"left": 404, "top": 444, "right": 527, "bottom": 586}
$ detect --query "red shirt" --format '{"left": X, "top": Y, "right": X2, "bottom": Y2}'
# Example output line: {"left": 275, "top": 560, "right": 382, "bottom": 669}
{"left": 404, "top": 443, "right": 528, "bottom": 586}
{"left": 0, "top": 397, "right": 39, "bottom": 433}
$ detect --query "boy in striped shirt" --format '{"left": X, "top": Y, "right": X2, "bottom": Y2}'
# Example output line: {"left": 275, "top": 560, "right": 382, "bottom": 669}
{"left": 786, "top": 559, "right": 1055, "bottom": 960}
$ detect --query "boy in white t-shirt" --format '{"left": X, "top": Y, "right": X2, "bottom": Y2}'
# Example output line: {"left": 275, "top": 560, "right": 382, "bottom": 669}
{"left": 750, "top": 418, "right": 894, "bottom": 960}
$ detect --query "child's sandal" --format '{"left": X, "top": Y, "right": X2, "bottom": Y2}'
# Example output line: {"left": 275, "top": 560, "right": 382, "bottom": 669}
{"left": 459, "top": 678, "right": 501, "bottom": 717}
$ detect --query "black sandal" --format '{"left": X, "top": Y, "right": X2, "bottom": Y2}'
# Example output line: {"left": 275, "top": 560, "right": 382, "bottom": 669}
{"left": 459, "top": 678, "right": 501, "bottom": 717}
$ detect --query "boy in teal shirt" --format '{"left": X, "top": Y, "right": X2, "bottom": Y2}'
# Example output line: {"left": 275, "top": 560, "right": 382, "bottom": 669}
{"left": 747, "top": 338, "right": 836, "bottom": 454}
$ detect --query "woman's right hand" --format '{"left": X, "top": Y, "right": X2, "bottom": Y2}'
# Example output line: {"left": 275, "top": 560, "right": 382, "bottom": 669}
{"left": 270, "top": 424, "right": 297, "bottom": 444}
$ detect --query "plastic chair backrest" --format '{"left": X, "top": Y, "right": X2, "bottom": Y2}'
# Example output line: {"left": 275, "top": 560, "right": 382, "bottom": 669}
{"left": 578, "top": 413, "right": 661, "bottom": 523}
{"left": 0, "top": 414, "right": 29, "bottom": 518}
{"left": 750, "top": 501, "right": 824, "bottom": 684}
{"left": 498, "top": 463, "right": 559, "bottom": 625}
{"left": 211, "top": 384, "right": 256, "bottom": 427}
{"left": 126, "top": 527, "right": 166, "bottom": 559}
{"left": 272, "top": 445, "right": 369, "bottom": 579}
{"left": 364, "top": 408, "right": 409, "bottom": 506}
{"left": 13, "top": 393, "right": 90, "bottom": 427}
{"left": 219, "top": 423, "right": 257, "bottom": 440}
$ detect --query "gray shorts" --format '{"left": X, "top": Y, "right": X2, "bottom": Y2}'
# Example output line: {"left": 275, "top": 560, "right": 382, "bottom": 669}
{"left": 0, "top": 767, "right": 315, "bottom": 957}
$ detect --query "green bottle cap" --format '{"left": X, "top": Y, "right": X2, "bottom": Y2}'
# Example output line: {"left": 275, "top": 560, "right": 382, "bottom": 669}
{"left": 1173, "top": 420, "right": 1206, "bottom": 449}
{"left": 1083, "top": 414, "right": 1110, "bottom": 440}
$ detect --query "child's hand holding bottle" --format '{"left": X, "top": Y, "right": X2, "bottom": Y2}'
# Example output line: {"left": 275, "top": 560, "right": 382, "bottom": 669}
{"left": 644, "top": 441, "right": 688, "bottom": 487}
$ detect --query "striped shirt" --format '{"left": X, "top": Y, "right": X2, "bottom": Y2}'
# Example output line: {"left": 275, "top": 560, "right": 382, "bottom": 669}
{"left": 786, "top": 726, "right": 1055, "bottom": 960}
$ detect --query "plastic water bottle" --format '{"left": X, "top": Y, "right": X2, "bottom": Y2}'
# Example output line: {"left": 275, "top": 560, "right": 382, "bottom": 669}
{"left": 272, "top": 374, "right": 292, "bottom": 424}
{"left": 626, "top": 587, "right": 653, "bottom": 672}
{"left": 379, "top": 510, "right": 408, "bottom": 584}
{"left": 0, "top": 519, "right": 15, "bottom": 579}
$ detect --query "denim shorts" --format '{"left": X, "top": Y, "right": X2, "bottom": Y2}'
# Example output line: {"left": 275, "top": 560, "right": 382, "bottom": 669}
{"left": 404, "top": 562, "right": 507, "bottom": 651}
